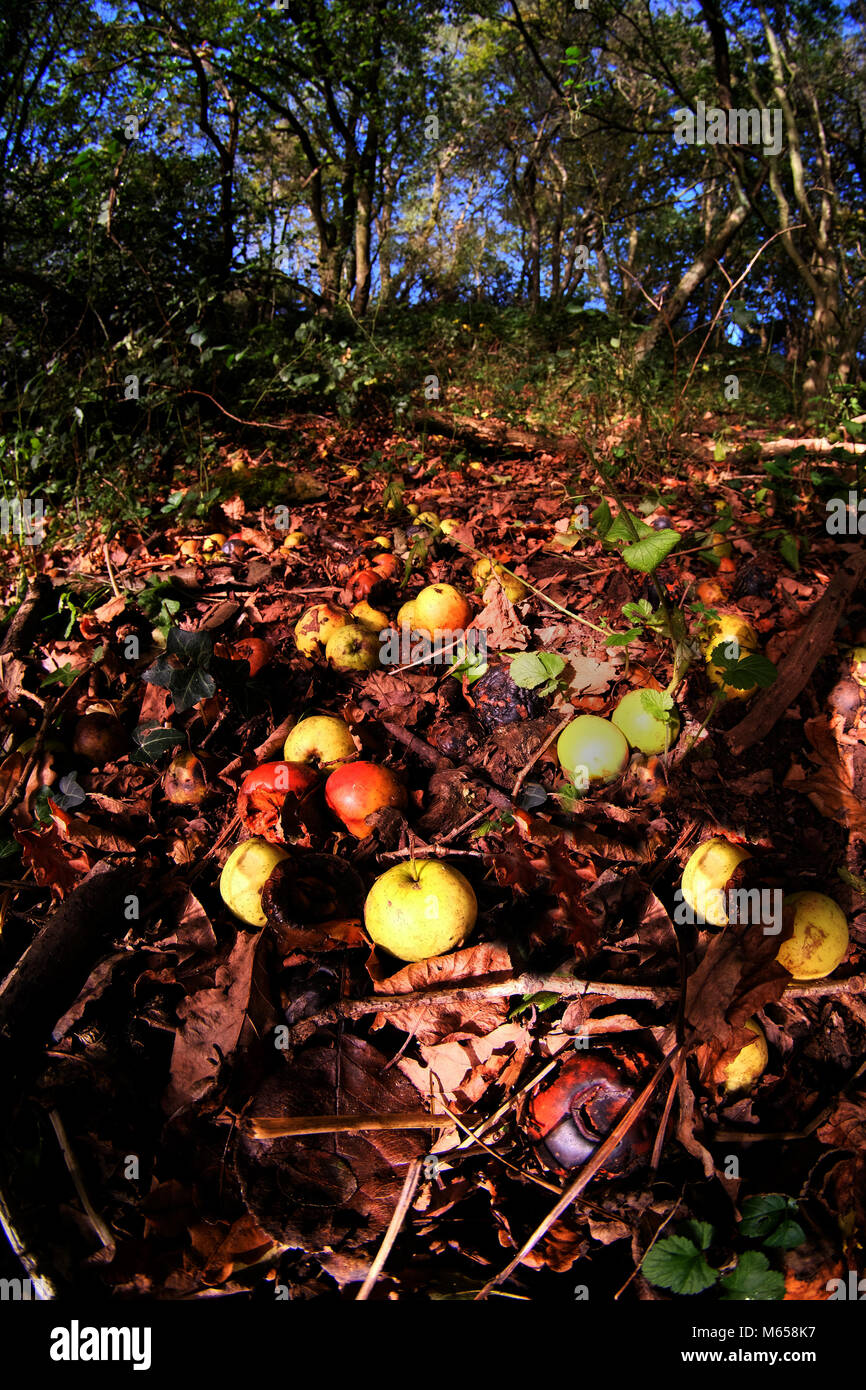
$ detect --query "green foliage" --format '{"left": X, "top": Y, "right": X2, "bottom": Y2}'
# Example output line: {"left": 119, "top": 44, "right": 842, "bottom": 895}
{"left": 507, "top": 651, "right": 565, "bottom": 696}
{"left": 142, "top": 627, "right": 216, "bottom": 713}
{"left": 641, "top": 1197, "right": 805, "bottom": 1299}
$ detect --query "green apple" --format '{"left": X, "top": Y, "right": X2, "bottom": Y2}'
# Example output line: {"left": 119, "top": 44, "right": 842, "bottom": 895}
{"left": 364, "top": 859, "right": 478, "bottom": 962}
{"left": 220, "top": 838, "right": 290, "bottom": 926}
{"left": 556, "top": 715, "right": 629, "bottom": 787}
{"left": 325, "top": 622, "right": 381, "bottom": 672}
{"left": 612, "top": 689, "right": 680, "bottom": 755}
{"left": 283, "top": 715, "right": 356, "bottom": 768}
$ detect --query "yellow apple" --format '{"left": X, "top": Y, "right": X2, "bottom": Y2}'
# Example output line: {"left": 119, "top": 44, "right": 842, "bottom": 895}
{"left": 351, "top": 601, "right": 390, "bottom": 632}
{"left": 556, "top": 715, "right": 629, "bottom": 787}
{"left": 294, "top": 603, "right": 350, "bottom": 657}
{"left": 776, "top": 892, "right": 849, "bottom": 980}
{"left": 397, "top": 599, "right": 417, "bottom": 629}
{"left": 681, "top": 837, "right": 752, "bottom": 926}
{"left": 722, "top": 1020, "right": 769, "bottom": 1094}
{"left": 412, "top": 583, "right": 472, "bottom": 635}
{"left": 220, "top": 838, "right": 290, "bottom": 927}
{"left": 364, "top": 859, "right": 478, "bottom": 962}
{"left": 612, "top": 689, "right": 680, "bottom": 755}
{"left": 283, "top": 715, "right": 356, "bottom": 768}
{"left": 704, "top": 613, "right": 761, "bottom": 701}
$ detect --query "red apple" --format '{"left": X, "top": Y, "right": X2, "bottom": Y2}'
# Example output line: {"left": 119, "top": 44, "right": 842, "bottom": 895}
{"left": 239, "top": 760, "right": 320, "bottom": 842}
{"left": 228, "top": 637, "right": 273, "bottom": 677}
{"left": 325, "top": 761, "right": 407, "bottom": 838}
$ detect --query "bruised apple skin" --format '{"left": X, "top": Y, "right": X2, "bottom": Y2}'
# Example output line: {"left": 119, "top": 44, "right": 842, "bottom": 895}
{"left": 220, "top": 838, "right": 290, "bottom": 927}
{"left": 164, "top": 750, "right": 212, "bottom": 806}
{"left": 325, "top": 761, "right": 406, "bottom": 838}
{"left": 238, "top": 761, "right": 319, "bottom": 842}
{"left": 283, "top": 715, "right": 356, "bottom": 769}
{"left": 525, "top": 1049, "right": 654, "bottom": 1177}
{"left": 776, "top": 892, "right": 849, "bottom": 980}
{"left": 364, "top": 859, "right": 477, "bottom": 962}
{"left": 294, "top": 604, "right": 350, "bottom": 657}
{"left": 325, "top": 623, "right": 380, "bottom": 673}
{"left": 680, "top": 836, "right": 752, "bottom": 927}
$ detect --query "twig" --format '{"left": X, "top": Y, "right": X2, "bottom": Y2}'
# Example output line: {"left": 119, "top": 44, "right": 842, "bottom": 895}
{"left": 48, "top": 1108, "right": 115, "bottom": 1255}
{"left": 512, "top": 714, "right": 571, "bottom": 799}
{"left": 355, "top": 1158, "right": 423, "bottom": 1301}
{"left": 102, "top": 543, "right": 122, "bottom": 599}
{"left": 475, "top": 1043, "right": 681, "bottom": 1298}
{"left": 244, "top": 1111, "right": 450, "bottom": 1139}
{"left": 0, "top": 1179, "right": 56, "bottom": 1299}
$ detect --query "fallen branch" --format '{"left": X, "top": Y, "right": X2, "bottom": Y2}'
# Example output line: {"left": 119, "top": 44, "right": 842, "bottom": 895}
{"left": 726, "top": 547, "right": 866, "bottom": 754}
{"left": 245, "top": 1111, "right": 449, "bottom": 1139}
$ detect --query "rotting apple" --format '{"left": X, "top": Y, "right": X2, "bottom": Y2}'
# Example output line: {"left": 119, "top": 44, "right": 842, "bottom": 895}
{"left": 325, "top": 623, "right": 380, "bottom": 673}
{"left": 776, "top": 891, "right": 849, "bottom": 980}
{"left": 681, "top": 836, "right": 752, "bottom": 926}
{"left": 72, "top": 712, "right": 128, "bottom": 766}
{"left": 220, "top": 837, "right": 290, "bottom": 927}
{"left": 364, "top": 858, "right": 477, "bottom": 961}
{"left": 370, "top": 552, "right": 400, "bottom": 582}
{"left": 471, "top": 558, "right": 527, "bottom": 603}
{"left": 525, "top": 1049, "right": 655, "bottom": 1176}
{"left": 412, "top": 583, "right": 472, "bottom": 635}
{"left": 294, "top": 603, "right": 350, "bottom": 657}
{"left": 164, "top": 750, "right": 213, "bottom": 806}
{"left": 227, "top": 636, "right": 273, "bottom": 677}
{"left": 239, "top": 760, "right": 320, "bottom": 841}
{"left": 325, "top": 761, "right": 407, "bottom": 838}
{"left": 556, "top": 714, "right": 629, "bottom": 787}
{"left": 283, "top": 714, "right": 356, "bottom": 769}
{"left": 612, "top": 689, "right": 680, "bottom": 755}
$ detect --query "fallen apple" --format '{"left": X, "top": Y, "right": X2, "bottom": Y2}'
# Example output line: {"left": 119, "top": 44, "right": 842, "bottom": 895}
{"left": 228, "top": 636, "right": 273, "bottom": 677}
{"left": 556, "top": 714, "right": 629, "bottom": 787}
{"left": 370, "top": 552, "right": 400, "bottom": 581}
{"left": 471, "top": 558, "right": 527, "bottom": 603}
{"left": 164, "top": 750, "right": 212, "bottom": 806}
{"left": 612, "top": 689, "right": 680, "bottom": 755}
{"left": 776, "top": 891, "right": 849, "bottom": 980}
{"left": 722, "top": 1020, "right": 768, "bottom": 1094}
{"left": 525, "top": 1049, "right": 655, "bottom": 1176}
{"left": 294, "top": 603, "right": 350, "bottom": 657}
{"left": 239, "top": 760, "right": 319, "bottom": 841}
{"left": 703, "top": 612, "right": 761, "bottom": 701}
{"left": 412, "top": 583, "right": 472, "bottom": 635}
{"left": 72, "top": 712, "right": 128, "bottom": 766}
{"left": 325, "top": 761, "right": 407, "bottom": 838}
{"left": 351, "top": 601, "right": 390, "bottom": 632}
{"left": 396, "top": 599, "right": 417, "bottom": 629}
{"left": 283, "top": 715, "right": 356, "bottom": 768}
{"left": 220, "top": 838, "right": 290, "bottom": 926}
{"left": 325, "top": 623, "right": 380, "bottom": 673}
{"left": 281, "top": 531, "right": 306, "bottom": 550}
{"left": 364, "top": 859, "right": 477, "bottom": 961}
{"left": 681, "top": 837, "right": 751, "bottom": 926}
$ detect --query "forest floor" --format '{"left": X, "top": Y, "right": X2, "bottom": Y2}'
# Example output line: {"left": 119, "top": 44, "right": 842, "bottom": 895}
{"left": 1, "top": 402, "right": 865, "bottom": 1302}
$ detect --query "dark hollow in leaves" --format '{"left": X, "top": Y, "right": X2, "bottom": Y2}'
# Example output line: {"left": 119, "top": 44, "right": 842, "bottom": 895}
{"left": 262, "top": 849, "right": 365, "bottom": 948}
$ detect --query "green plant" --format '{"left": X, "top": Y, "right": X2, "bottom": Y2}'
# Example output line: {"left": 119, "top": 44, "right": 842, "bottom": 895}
{"left": 642, "top": 1194, "right": 806, "bottom": 1300}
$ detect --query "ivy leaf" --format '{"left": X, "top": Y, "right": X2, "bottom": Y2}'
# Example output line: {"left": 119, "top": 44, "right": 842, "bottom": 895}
{"left": 642, "top": 1236, "right": 718, "bottom": 1295}
{"left": 739, "top": 1194, "right": 806, "bottom": 1249}
{"left": 132, "top": 721, "right": 184, "bottom": 762}
{"left": 166, "top": 627, "right": 213, "bottom": 668}
{"left": 778, "top": 532, "right": 801, "bottom": 571}
{"left": 720, "top": 1251, "right": 785, "bottom": 1301}
{"left": 167, "top": 665, "right": 216, "bottom": 713}
{"left": 55, "top": 772, "right": 86, "bottom": 809}
{"left": 517, "top": 781, "right": 547, "bottom": 810}
{"left": 622, "top": 529, "right": 681, "bottom": 573}
{"left": 509, "top": 651, "right": 565, "bottom": 690}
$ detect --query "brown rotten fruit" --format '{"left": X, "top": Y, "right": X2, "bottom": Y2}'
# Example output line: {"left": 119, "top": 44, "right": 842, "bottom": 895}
{"left": 164, "top": 750, "right": 213, "bottom": 806}
{"left": 525, "top": 1048, "right": 655, "bottom": 1177}
{"left": 72, "top": 712, "right": 128, "bottom": 766}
